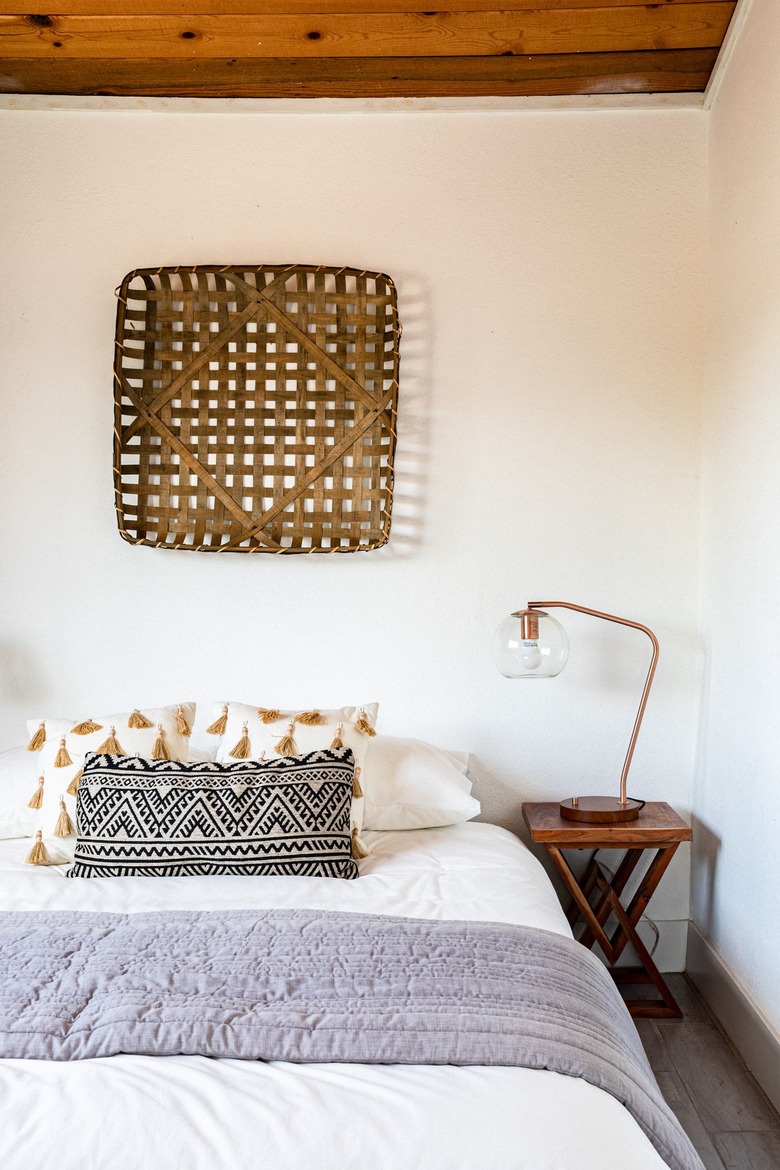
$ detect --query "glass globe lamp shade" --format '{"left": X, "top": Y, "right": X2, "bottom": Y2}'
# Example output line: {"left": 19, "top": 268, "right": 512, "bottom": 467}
{"left": 494, "top": 610, "right": 569, "bottom": 678}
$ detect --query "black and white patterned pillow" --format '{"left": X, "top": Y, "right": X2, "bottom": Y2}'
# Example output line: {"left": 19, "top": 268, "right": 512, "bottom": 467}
{"left": 68, "top": 748, "right": 358, "bottom": 879}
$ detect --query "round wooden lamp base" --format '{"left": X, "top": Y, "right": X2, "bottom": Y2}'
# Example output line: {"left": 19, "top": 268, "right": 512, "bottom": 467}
{"left": 559, "top": 796, "right": 643, "bottom": 824}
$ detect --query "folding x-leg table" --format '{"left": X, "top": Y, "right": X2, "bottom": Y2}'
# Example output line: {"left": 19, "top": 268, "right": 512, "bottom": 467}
{"left": 522, "top": 802, "right": 692, "bottom": 1019}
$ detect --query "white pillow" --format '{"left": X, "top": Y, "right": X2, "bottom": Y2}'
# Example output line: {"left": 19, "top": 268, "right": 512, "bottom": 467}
{"left": 24, "top": 702, "right": 196, "bottom": 864}
{"left": 0, "top": 747, "right": 40, "bottom": 838}
{"left": 361, "top": 736, "right": 480, "bottom": 830}
{"left": 207, "top": 701, "right": 378, "bottom": 856}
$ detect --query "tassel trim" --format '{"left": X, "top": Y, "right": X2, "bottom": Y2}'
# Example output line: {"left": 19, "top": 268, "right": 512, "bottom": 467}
{"left": 295, "top": 710, "right": 326, "bottom": 726}
{"left": 206, "top": 705, "right": 229, "bottom": 736}
{"left": 274, "top": 723, "right": 298, "bottom": 757}
{"left": 67, "top": 768, "right": 83, "bottom": 797}
{"left": 128, "top": 709, "right": 154, "bottom": 729}
{"left": 355, "top": 710, "right": 376, "bottom": 737}
{"left": 229, "top": 723, "right": 251, "bottom": 759}
{"left": 27, "top": 777, "right": 45, "bottom": 810}
{"left": 53, "top": 738, "right": 73, "bottom": 767}
{"left": 257, "top": 708, "right": 282, "bottom": 724}
{"left": 176, "top": 706, "right": 192, "bottom": 737}
{"left": 71, "top": 719, "right": 103, "bottom": 735}
{"left": 151, "top": 724, "right": 171, "bottom": 760}
{"left": 97, "top": 727, "right": 124, "bottom": 755}
{"left": 53, "top": 798, "right": 75, "bottom": 838}
{"left": 352, "top": 765, "right": 364, "bottom": 800}
{"left": 27, "top": 723, "right": 46, "bottom": 752}
{"left": 330, "top": 723, "right": 344, "bottom": 750}
{"left": 25, "top": 830, "right": 50, "bottom": 866}
{"left": 351, "top": 827, "right": 369, "bottom": 860}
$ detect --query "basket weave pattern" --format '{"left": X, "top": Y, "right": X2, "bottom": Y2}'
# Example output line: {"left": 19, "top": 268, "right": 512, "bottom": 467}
{"left": 113, "top": 265, "right": 400, "bottom": 553}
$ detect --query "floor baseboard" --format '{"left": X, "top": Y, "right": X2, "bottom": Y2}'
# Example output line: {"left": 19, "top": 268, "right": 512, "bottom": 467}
{"left": 687, "top": 922, "right": 780, "bottom": 1114}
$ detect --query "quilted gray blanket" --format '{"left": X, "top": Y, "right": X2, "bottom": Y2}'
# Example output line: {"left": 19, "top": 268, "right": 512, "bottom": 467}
{"left": 0, "top": 909, "right": 702, "bottom": 1170}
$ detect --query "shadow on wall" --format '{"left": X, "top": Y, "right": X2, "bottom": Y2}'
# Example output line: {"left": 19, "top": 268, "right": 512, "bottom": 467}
{"left": 468, "top": 753, "right": 531, "bottom": 831}
{"left": 377, "top": 272, "right": 431, "bottom": 558}
{"left": 0, "top": 641, "right": 50, "bottom": 746}
{"left": 690, "top": 813, "right": 722, "bottom": 937}
{"left": 0, "top": 642, "right": 47, "bottom": 708}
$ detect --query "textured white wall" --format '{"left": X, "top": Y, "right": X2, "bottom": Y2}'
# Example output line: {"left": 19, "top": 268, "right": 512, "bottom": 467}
{"left": 695, "top": 0, "right": 780, "bottom": 1031}
{"left": 0, "top": 103, "right": 706, "bottom": 957}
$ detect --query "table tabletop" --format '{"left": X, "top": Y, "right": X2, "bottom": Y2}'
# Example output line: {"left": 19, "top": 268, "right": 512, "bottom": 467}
{"left": 522, "top": 801, "right": 692, "bottom": 847}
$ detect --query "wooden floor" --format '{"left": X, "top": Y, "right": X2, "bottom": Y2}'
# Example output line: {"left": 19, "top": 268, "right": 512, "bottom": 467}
{"left": 638, "top": 975, "right": 780, "bottom": 1169}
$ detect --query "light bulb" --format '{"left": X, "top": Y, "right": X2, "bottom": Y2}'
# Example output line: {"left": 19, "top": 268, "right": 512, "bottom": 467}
{"left": 519, "top": 639, "right": 543, "bottom": 670}
{"left": 494, "top": 610, "right": 569, "bottom": 678}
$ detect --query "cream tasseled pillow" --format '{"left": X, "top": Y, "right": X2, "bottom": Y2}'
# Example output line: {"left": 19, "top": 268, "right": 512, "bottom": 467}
{"left": 24, "top": 703, "right": 196, "bottom": 865}
{"left": 206, "top": 702, "right": 378, "bottom": 859}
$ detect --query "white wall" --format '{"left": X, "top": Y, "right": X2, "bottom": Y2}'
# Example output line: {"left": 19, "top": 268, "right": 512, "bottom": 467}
{"left": 0, "top": 102, "right": 706, "bottom": 961}
{"left": 695, "top": 0, "right": 780, "bottom": 1031}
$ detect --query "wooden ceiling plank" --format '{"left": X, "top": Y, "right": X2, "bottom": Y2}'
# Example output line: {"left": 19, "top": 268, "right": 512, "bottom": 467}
{"left": 0, "top": 6, "right": 737, "bottom": 59}
{"left": 0, "top": 49, "right": 721, "bottom": 97}
{"left": 0, "top": 1, "right": 734, "bottom": 13}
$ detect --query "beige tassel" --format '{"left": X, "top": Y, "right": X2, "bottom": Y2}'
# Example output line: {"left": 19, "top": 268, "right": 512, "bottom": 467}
{"left": 27, "top": 776, "right": 45, "bottom": 810}
{"left": 352, "top": 765, "right": 364, "bottom": 800}
{"left": 151, "top": 724, "right": 171, "bottom": 760}
{"left": 176, "top": 706, "right": 192, "bottom": 737}
{"left": 66, "top": 768, "right": 83, "bottom": 797}
{"left": 355, "top": 709, "right": 376, "bottom": 737}
{"left": 128, "top": 709, "right": 153, "bottom": 729}
{"left": 295, "top": 710, "right": 326, "bottom": 726}
{"left": 25, "top": 830, "right": 50, "bottom": 866}
{"left": 206, "top": 705, "right": 229, "bottom": 735}
{"left": 330, "top": 722, "right": 344, "bottom": 750}
{"left": 70, "top": 718, "right": 103, "bottom": 735}
{"left": 351, "top": 827, "right": 369, "bottom": 860}
{"left": 53, "top": 737, "right": 73, "bottom": 767}
{"left": 229, "top": 723, "right": 251, "bottom": 759}
{"left": 26, "top": 722, "right": 46, "bottom": 752}
{"left": 257, "top": 708, "right": 282, "bottom": 724}
{"left": 97, "top": 727, "right": 124, "bottom": 755}
{"left": 274, "top": 722, "right": 297, "bottom": 757}
{"left": 53, "top": 797, "right": 75, "bottom": 838}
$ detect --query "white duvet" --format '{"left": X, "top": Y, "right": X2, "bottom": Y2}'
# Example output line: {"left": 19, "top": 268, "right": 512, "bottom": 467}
{"left": 0, "top": 823, "right": 668, "bottom": 1170}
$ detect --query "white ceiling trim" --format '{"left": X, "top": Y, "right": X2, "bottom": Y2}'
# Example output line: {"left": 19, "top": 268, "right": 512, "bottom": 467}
{"left": 0, "top": 92, "right": 705, "bottom": 116}
{"left": 703, "top": 0, "right": 754, "bottom": 111}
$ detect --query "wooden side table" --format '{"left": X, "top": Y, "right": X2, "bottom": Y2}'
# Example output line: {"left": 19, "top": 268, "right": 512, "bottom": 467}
{"left": 522, "top": 801, "right": 692, "bottom": 1019}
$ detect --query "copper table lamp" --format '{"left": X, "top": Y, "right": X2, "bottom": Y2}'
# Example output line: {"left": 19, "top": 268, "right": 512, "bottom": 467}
{"left": 494, "top": 601, "right": 659, "bottom": 823}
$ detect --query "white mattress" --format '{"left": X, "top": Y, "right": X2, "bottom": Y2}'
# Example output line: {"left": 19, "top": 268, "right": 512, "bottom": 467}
{"left": 0, "top": 823, "right": 668, "bottom": 1170}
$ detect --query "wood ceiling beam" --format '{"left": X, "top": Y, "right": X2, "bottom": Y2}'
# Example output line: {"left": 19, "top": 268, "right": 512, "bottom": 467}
{"left": 0, "top": 1, "right": 733, "bottom": 13}
{"left": 0, "top": 49, "right": 720, "bottom": 97}
{"left": 0, "top": 6, "right": 736, "bottom": 59}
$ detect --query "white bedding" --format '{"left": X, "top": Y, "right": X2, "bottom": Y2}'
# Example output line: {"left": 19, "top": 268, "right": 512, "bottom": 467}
{"left": 0, "top": 824, "right": 668, "bottom": 1170}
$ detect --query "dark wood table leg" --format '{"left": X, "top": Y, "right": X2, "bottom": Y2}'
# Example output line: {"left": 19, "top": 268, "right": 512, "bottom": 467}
{"left": 577, "top": 848, "right": 644, "bottom": 951}
{"left": 565, "top": 851, "right": 598, "bottom": 928}
{"left": 595, "top": 866, "right": 683, "bottom": 1018}
{"left": 548, "top": 842, "right": 684, "bottom": 1019}
{"left": 546, "top": 846, "right": 616, "bottom": 962}
{"left": 608, "top": 844, "right": 680, "bottom": 966}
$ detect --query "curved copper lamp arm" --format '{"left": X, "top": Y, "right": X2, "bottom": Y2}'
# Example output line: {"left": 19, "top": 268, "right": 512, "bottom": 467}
{"left": 527, "top": 601, "right": 660, "bottom": 807}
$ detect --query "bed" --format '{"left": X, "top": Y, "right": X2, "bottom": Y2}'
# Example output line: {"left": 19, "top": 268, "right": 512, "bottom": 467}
{"left": 0, "top": 711, "right": 702, "bottom": 1170}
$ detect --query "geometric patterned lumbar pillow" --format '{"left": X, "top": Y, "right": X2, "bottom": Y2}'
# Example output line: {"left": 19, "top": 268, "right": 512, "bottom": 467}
{"left": 206, "top": 701, "right": 379, "bottom": 857}
{"left": 67, "top": 747, "right": 359, "bottom": 880}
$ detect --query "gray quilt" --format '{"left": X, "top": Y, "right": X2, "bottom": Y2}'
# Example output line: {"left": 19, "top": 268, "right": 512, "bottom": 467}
{"left": 0, "top": 909, "right": 703, "bottom": 1170}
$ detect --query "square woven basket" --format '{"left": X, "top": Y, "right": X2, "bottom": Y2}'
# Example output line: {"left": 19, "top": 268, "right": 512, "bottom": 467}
{"left": 113, "top": 264, "right": 400, "bottom": 553}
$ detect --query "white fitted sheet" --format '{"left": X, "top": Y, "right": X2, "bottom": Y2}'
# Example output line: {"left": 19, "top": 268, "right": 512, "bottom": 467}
{"left": 0, "top": 823, "right": 668, "bottom": 1170}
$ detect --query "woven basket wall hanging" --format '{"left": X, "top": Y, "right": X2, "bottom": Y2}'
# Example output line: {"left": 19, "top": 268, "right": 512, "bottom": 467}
{"left": 113, "top": 264, "right": 400, "bottom": 553}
